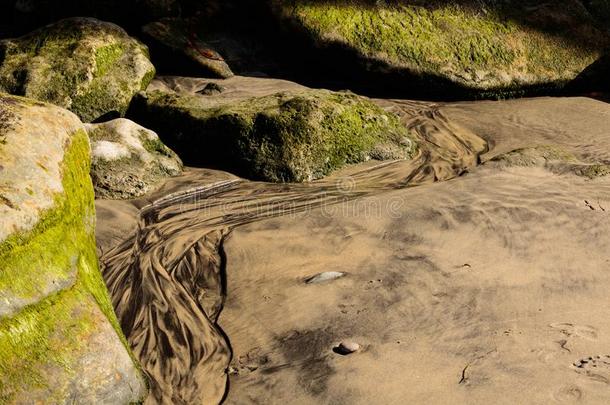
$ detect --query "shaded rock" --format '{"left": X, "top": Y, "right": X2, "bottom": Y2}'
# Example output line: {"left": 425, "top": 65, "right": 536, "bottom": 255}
{"left": 305, "top": 271, "right": 346, "bottom": 284}
{"left": 143, "top": 18, "right": 234, "bottom": 78}
{"left": 269, "top": 0, "right": 610, "bottom": 97}
{"left": 4, "top": 0, "right": 182, "bottom": 34}
{"left": 129, "top": 76, "right": 416, "bottom": 182}
{"left": 85, "top": 118, "right": 182, "bottom": 199}
{"left": 0, "top": 17, "right": 155, "bottom": 122}
{"left": 568, "top": 54, "right": 610, "bottom": 95}
{"left": 0, "top": 94, "right": 146, "bottom": 403}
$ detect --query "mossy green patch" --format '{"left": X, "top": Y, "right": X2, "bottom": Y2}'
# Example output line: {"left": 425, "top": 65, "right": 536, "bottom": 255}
{"left": 0, "top": 130, "right": 94, "bottom": 302}
{"left": 0, "top": 18, "right": 155, "bottom": 122}
{"left": 0, "top": 129, "right": 137, "bottom": 399}
{"left": 574, "top": 163, "right": 610, "bottom": 178}
{"left": 140, "top": 68, "right": 156, "bottom": 91}
{"left": 95, "top": 43, "right": 125, "bottom": 78}
{"left": 280, "top": 1, "right": 607, "bottom": 92}
{"left": 135, "top": 129, "right": 171, "bottom": 157}
{"left": 132, "top": 89, "right": 415, "bottom": 182}
{"left": 0, "top": 285, "right": 96, "bottom": 403}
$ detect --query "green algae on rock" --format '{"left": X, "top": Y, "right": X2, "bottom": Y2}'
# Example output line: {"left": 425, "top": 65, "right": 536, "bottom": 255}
{"left": 85, "top": 118, "right": 183, "bottom": 199}
{"left": 0, "top": 94, "right": 146, "bottom": 403}
{"left": 270, "top": 0, "right": 609, "bottom": 96}
{"left": 130, "top": 86, "right": 416, "bottom": 182}
{"left": 0, "top": 17, "right": 155, "bottom": 122}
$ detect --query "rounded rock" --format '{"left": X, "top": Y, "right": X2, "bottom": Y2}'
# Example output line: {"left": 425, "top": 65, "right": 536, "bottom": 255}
{"left": 334, "top": 341, "right": 361, "bottom": 355}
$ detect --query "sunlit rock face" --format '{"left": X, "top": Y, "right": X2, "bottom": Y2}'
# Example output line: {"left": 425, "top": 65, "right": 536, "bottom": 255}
{"left": 85, "top": 118, "right": 183, "bottom": 199}
{"left": 0, "top": 94, "right": 147, "bottom": 403}
{"left": 269, "top": 0, "right": 610, "bottom": 97}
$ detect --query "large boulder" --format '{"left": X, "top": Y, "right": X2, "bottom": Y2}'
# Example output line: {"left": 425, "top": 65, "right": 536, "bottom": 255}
{"left": 85, "top": 118, "right": 183, "bottom": 199}
{"left": 0, "top": 94, "right": 147, "bottom": 403}
{"left": 129, "top": 76, "right": 416, "bottom": 182}
{"left": 269, "top": 0, "right": 610, "bottom": 97}
{"left": 0, "top": 17, "right": 156, "bottom": 122}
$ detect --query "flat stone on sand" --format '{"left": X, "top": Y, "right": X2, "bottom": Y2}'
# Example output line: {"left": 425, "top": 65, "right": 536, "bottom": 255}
{"left": 305, "top": 271, "right": 347, "bottom": 284}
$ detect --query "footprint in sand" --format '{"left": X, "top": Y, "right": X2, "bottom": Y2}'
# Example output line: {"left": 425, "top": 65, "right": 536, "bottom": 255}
{"left": 573, "top": 355, "right": 610, "bottom": 384}
{"left": 552, "top": 384, "right": 583, "bottom": 402}
{"left": 549, "top": 323, "right": 598, "bottom": 341}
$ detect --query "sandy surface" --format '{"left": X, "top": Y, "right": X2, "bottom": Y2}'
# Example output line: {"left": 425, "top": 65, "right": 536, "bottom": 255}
{"left": 96, "top": 76, "right": 610, "bottom": 404}
{"left": 220, "top": 97, "right": 610, "bottom": 404}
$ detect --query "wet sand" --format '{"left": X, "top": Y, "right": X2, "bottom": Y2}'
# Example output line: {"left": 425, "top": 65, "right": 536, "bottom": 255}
{"left": 96, "top": 77, "right": 610, "bottom": 404}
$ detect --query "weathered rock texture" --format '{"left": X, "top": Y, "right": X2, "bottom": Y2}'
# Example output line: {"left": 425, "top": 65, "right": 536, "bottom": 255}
{"left": 85, "top": 118, "right": 183, "bottom": 199}
{"left": 129, "top": 76, "right": 416, "bottom": 182}
{"left": 0, "top": 94, "right": 146, "bottom": 403}
{"left": 0, "top": 17, "right": 155, "bottom": 122}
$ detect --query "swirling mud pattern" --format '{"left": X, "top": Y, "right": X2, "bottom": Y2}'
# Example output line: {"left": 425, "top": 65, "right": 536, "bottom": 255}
{"left": 100, "top": 101, "right": 488, "bottom": 404}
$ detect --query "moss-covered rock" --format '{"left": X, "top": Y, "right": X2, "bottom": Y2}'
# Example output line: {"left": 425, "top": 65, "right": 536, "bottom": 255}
{"left": 0, "top": 94, "right": 147, "bottom": 403}
{"left": 85, "top": 118, "right": 183, "bottom": 199}
{"left": 129, "top": 78, "right": 415, "bottom": 182}
{"left": 489, "top": 145, "right": 610, "bottom": 178}
{"left": 143, "top": 18, "right": 234, "bottom": 78}
{"left": 270, "top": 0, "right": 610, "bottom": 97}
{"left": 0, "top": 17, "right": 155, "bottom": 122}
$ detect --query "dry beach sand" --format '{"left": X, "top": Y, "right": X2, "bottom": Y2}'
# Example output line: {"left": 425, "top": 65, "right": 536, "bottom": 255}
{"left": 96, "top": 77, "right": 610, "bottom": 404}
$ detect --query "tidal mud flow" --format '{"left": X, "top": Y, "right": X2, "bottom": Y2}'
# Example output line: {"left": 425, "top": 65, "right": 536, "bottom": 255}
{"left": 100, "top": 101, "right": 487, "bottom": 404}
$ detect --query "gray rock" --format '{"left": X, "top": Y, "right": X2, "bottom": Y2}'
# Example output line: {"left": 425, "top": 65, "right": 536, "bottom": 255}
{"left": 85, "top": 118, "right": 182, "bottom": 199}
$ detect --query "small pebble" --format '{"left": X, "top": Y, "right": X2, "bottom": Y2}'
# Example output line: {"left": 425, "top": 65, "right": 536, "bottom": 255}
{"left": 334, "top": 341, "right": 361, "bottom": 355}
{"left": 305, "top": 271, "right": 346, "bottom": 284}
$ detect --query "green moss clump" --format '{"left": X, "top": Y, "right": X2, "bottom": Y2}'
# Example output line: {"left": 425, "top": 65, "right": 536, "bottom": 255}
{"left": 131, "top": 89, "right": 415, "bottom": 182}
{"left": 0, "top": 285, "right": 97, "bottom": 403}
{"left": 279, "top": 1, "right": 607, "bottom": 92}
{"left": 138, "top": 130, "right": 174, "bottom": 158}
{"left": 0, "top": 129, "right": 137, "bottom": 400}
{"left": 0, "top": 131, "right": 95, "bottom": 301}
{"left": 140, "top": 68, "right": 156, "bottom": 91}
{"left": 574, "top": 163, "right": 610, "bottom": 178}
{"left": 94, "top": 43, "right": 125, "bottom": 78}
